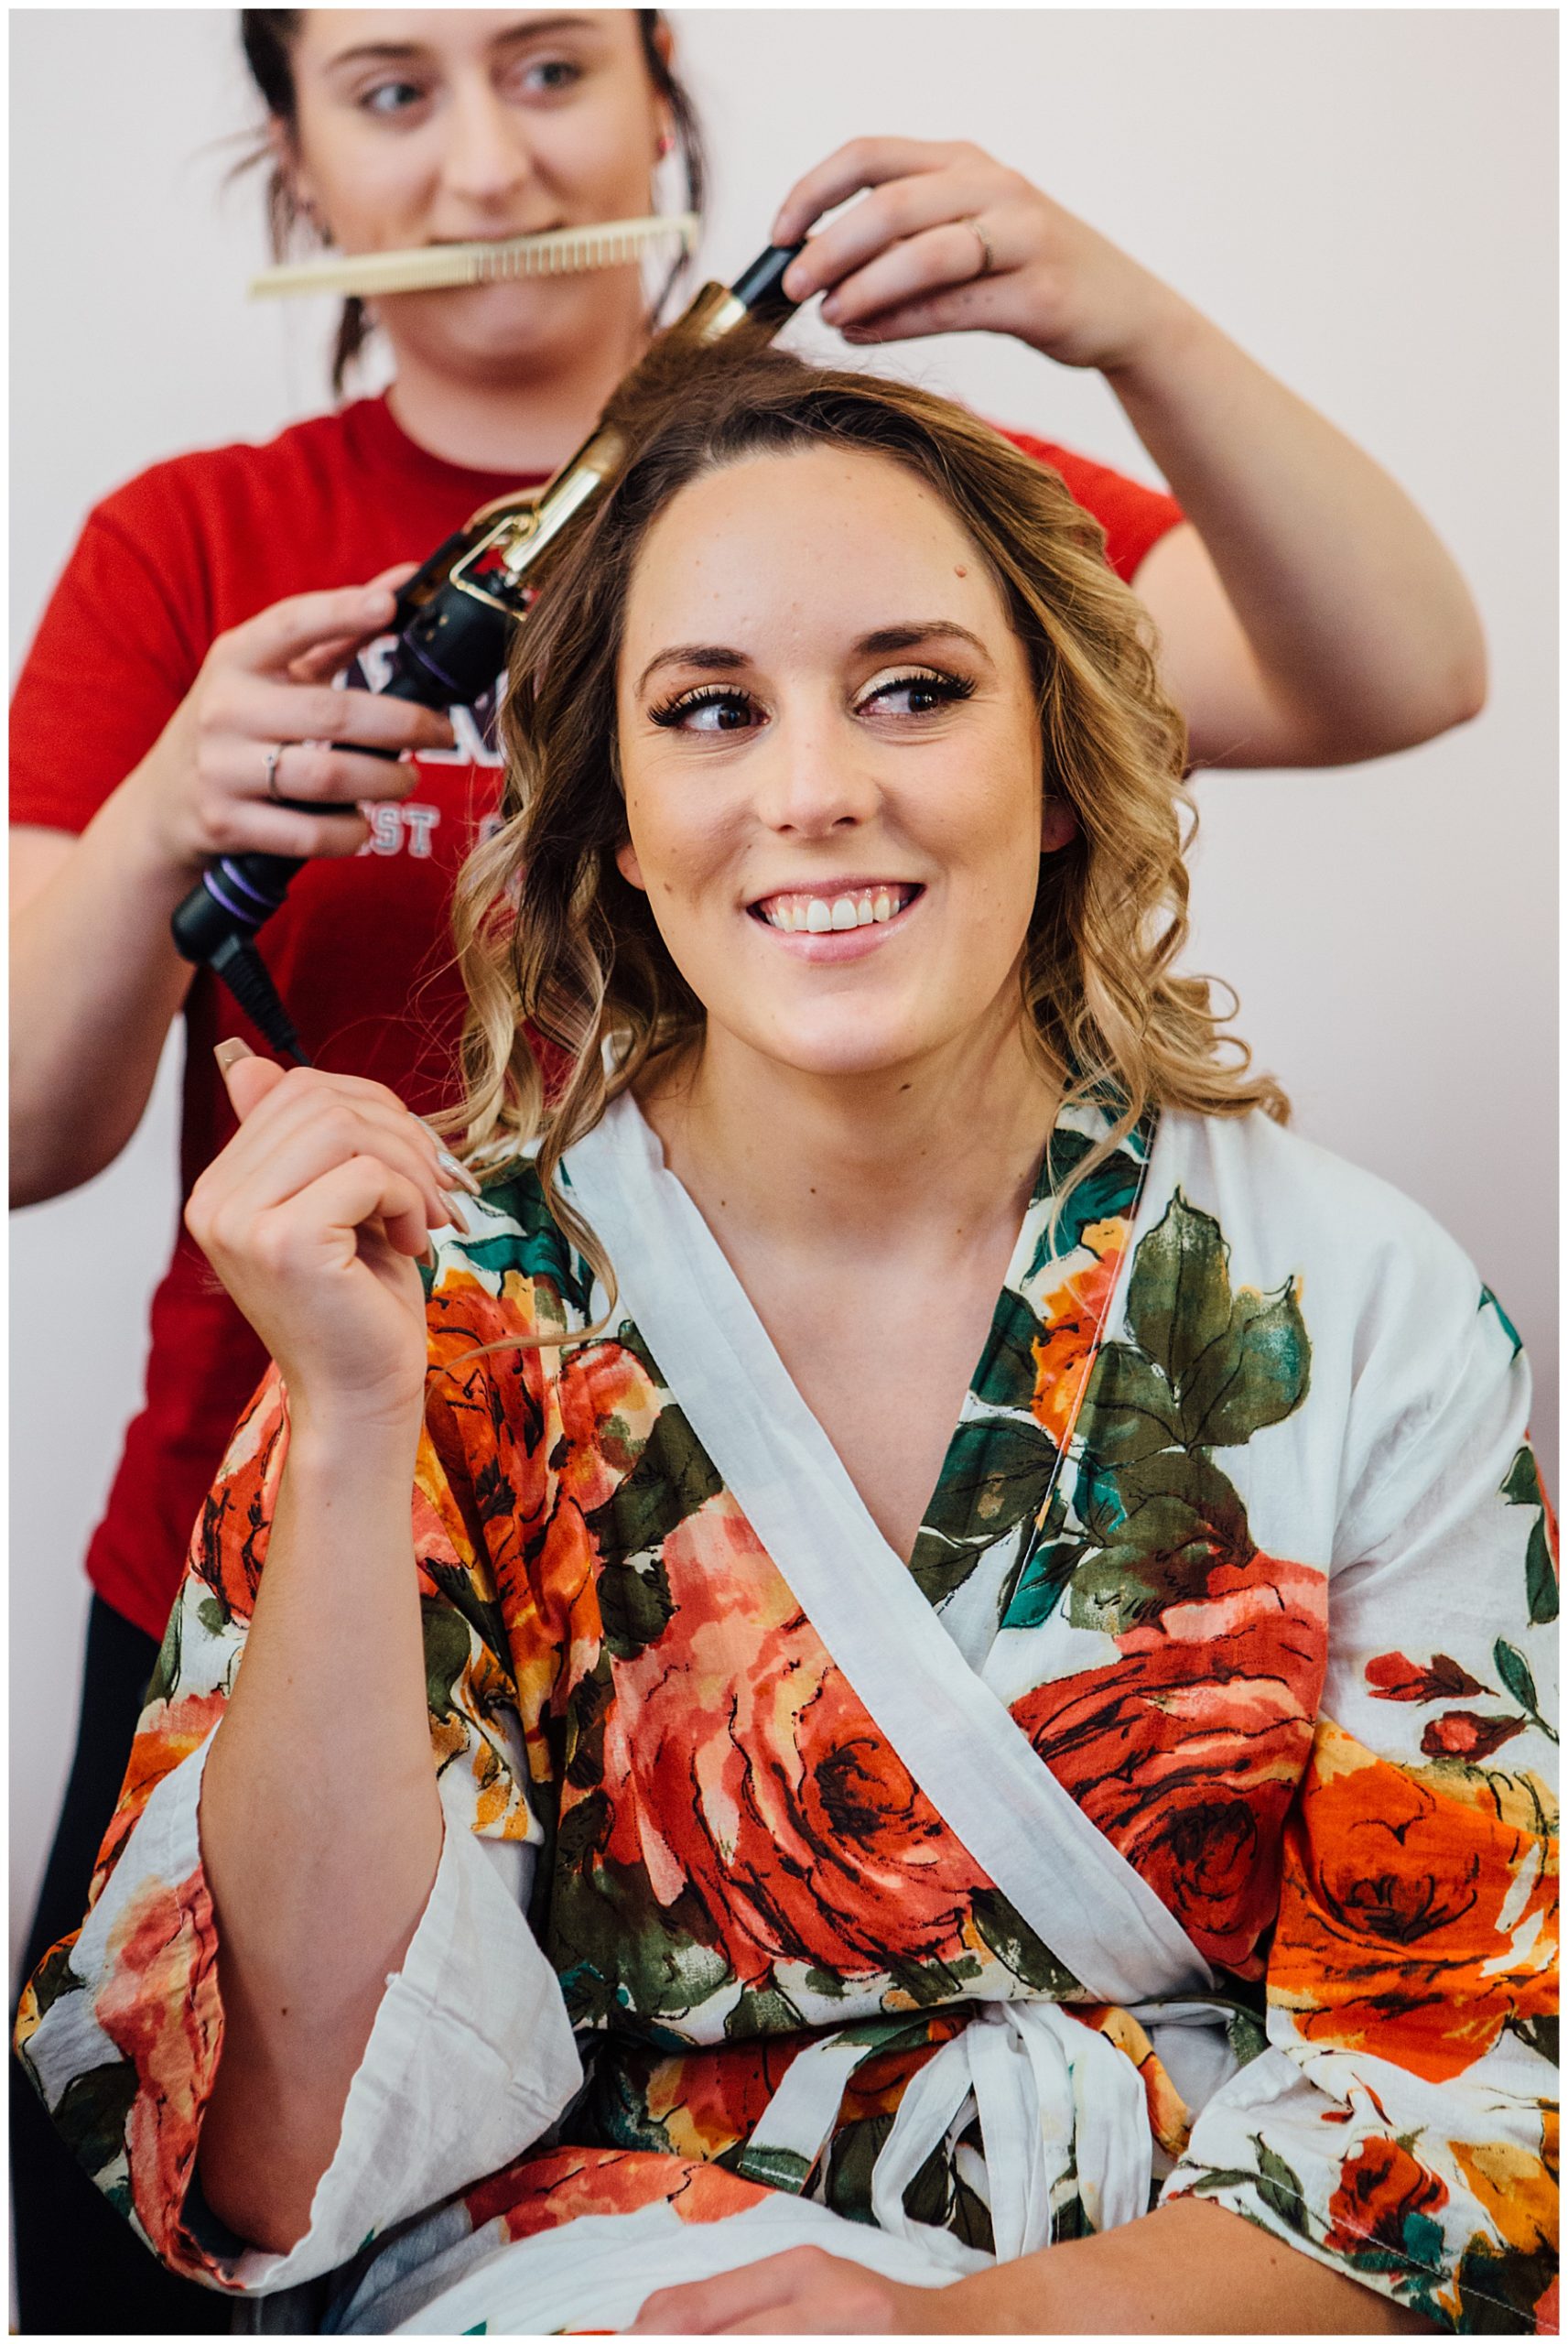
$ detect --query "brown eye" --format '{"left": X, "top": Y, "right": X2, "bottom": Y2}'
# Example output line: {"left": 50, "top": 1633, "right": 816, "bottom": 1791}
{"left": 649, "top": 688, "right": 760, "bottom": 733}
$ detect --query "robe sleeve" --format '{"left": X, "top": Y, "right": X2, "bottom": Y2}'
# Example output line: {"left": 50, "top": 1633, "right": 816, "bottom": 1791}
{"left": 1162, "top": 1278, "right": 1558, "bottom": 2334}
{"left": 12, "top": 1322, "right": 583, "bottom": 2295}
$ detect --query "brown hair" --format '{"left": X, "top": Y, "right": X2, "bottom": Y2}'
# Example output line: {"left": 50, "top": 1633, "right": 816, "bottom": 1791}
{"left": 237, "top": 9, "right": 707, "bottom": 397}
{"left": 447, "top": 342, "right": 1286, "bottom": 1302}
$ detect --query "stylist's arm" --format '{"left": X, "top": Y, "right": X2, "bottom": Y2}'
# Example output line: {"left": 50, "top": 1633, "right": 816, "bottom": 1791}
{"left": 774, "top": 137, "right": 1487, "bottom": 770}
{"left": 189, "top": 1044, "right": 467, "bottom": 2254}
{"left": 9, "top": 568, "right": 453, "bottom": 1209}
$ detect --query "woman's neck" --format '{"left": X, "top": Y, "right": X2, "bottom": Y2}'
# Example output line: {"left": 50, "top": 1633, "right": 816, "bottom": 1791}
{"left": 643, "top": 1015, "right": 1062, "bottom": 1274}
{"left": 382, "top": 315, "right": 649, "bottom": 477}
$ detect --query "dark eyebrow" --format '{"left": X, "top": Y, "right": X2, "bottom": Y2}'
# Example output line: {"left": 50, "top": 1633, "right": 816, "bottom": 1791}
{"left": 325, "top": 16, "right": 601, "bottom": 70}
{"left": 633, "top": 623, "right": 991, "bottom": 700}
{"left": 633, "top": 645, "right": 751, "bottom": 696}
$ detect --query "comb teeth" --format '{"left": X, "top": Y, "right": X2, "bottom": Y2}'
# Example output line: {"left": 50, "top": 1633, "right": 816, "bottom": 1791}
{"left": 250, "top": 213, "right": 698, "bottom": 302}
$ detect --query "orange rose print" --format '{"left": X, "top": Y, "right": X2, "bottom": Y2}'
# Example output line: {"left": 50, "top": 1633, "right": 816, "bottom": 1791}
{"left": 600, "top": 1499, "right": 984, "bottom": 1986}
{"left": 1270, "top": 1721, "right": 1558, "bottom": 2082}
{"left": 1324, "top": 2136, "right": 1448, "bottom": 2262}
{"left": 1014, "top": 1555, "right": 1325, "bottom": 1970}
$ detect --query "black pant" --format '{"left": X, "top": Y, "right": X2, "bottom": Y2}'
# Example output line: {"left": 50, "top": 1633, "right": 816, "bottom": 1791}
{"left": 12, "top": 1596, "right": 222, "bottom": 2333}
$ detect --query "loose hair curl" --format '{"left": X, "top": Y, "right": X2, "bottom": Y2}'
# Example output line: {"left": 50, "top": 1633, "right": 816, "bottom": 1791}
{"left": 449, "top": 342, "right": 1287, "bottom": 1308}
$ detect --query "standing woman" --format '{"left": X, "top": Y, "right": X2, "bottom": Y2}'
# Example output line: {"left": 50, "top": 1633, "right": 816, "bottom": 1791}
{"left": 8, "top": 9, "right": 1484, "bottom": 2332}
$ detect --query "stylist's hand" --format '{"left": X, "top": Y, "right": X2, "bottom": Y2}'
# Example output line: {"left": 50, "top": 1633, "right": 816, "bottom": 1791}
{"left": 186, "top": 1045, "right": 471, "bottom": 1431}
{"left": 123, "top": 563, "right": 455, "bottom": 878}
{"left": 773, "top": 137, "right": 1173, "bottom": 374}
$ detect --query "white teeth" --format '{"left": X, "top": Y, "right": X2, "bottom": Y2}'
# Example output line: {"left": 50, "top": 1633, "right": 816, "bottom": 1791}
{"left": 759, "top": 885, "right": 914, "bottom": 931}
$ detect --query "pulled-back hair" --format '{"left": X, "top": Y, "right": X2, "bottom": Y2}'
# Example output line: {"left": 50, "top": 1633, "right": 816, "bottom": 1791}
{"left": 449, "top": 342, "right": 1286, "bottom": 1295}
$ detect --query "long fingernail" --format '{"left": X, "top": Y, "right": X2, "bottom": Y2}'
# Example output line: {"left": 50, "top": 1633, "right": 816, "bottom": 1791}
{"left": 432, "top": 1141, "right": 482, "bottom": 1194}
{"left": 214, "top": 1038, "right": 254, "bottom": 1074}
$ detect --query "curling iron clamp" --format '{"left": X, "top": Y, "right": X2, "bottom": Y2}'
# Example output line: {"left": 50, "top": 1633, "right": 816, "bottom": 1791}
{"left": 171, "top": 243, "right": 803, "bottom": 1059}
{"left": 249, "top": 212, "right": 699, "bottom": 302}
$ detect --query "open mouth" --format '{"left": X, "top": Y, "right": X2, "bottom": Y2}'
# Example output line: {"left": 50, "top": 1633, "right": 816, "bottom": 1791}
{"left": 748, "top": 883, "right": 925, "bottom": 935}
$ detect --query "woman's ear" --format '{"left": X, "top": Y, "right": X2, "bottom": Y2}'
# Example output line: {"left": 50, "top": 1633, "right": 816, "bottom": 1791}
{"left": 1041, "top": 796, "right": 1078, "bottom": 856}
{"left": 615, "top": 839, "right": 647, "bottom": 893}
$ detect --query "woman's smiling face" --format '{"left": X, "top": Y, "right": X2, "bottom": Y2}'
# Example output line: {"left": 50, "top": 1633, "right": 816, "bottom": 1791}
{"left": 614, "top": 444, "right": 1072, "bottom": 1083}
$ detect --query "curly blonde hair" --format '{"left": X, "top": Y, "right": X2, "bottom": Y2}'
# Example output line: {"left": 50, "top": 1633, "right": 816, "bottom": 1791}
{"left": 447, "top": 342, "right": 1285, "bottom": 1302}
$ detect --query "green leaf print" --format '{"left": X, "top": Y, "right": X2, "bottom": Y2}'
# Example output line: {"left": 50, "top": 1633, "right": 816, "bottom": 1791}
{"left": 920, "top": 1416, "right": 1061, "bottom": 1549}
{"left": 586, "top": 1405, "right": 723, "bottom": 1565}
{"left": 599, "top": 1552, "right": 676, "bottom": 1661}
{"left": 1026, "top": 1132, "right": 1147, "bottom": 1278}
{"left": 1493, "top": 1638, "right": 1556, "bottom": 1741}
{"left": 970, "top": 1888, "right": 1078, "bottom": 1994}
{"left": 906, "top": 1536, "right": 987, "bottom": 1610}
{"left": 1125, "top": 1190, "right": 1234, "bottom": 1392}
{"left": 1507, "top": 2012, "right": 1558, "bottom": 2067}
{"left": 1120, "top": 1192, "right": 1308, "bottom": 1449}
{"left": 143, "top": 1603, "right": 182, "bottom": 1707}
{"left": 971, "top": 1288, "right": 1049, "bottom": 1412}
{"left": 422, "top": 1598, "right": 474, "bottom": 1720}
{"left": 726, "top": 1982, "right": 804, "bottom": 2039}
{"left": 1251, "top": 2137, "right": 1310, "bottom": 2234}
{"left": 1480, "top": 1284, "right": 1524, "bottom": 1359}
{"left": 1000, "top": 1535, "right": 1089, "bottom": 1633}
{"left": 735, "top": 2143, "right": 814, "bottom": 2194}
{"left": 1177, "top": 1281, "right": 1309, "bottom": 1450}
{"left": 1069, "top": 1449, "right": 1255, "bottom": 1630}
{"left": 24, "top": 1939, "right": 82, "bottom": 2031}
{"left": 1501, "top": 1445, "right": 1559, "bottom": 1626}
{"left": 51, "top": 2061, "right": 139, "bottom": 2176}
{"left": 1079, "top": 1342, "right": 1180, "bottom": 1466}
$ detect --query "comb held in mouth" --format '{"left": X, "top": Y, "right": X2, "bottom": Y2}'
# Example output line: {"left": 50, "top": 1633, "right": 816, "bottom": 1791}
{"left": 250, "top": 212, "right": 699, "bottom": 301}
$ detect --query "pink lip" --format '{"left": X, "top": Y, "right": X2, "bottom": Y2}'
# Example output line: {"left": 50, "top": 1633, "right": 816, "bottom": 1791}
{"left": 747, "top": 891, "right": 925, "bottom": 963}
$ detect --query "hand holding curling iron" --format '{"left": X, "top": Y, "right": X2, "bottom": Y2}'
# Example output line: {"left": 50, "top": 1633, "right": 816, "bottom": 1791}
{"left": 773, "top": 136, "right": 1176, "bottom": 375}
{"left": 126, "top": 566, "right": 452, "bottom": 880}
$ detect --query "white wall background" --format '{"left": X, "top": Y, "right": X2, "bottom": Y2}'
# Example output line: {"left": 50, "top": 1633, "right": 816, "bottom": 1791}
{"left": 10, "top": 10, "right": 1557, "bottom": 1989}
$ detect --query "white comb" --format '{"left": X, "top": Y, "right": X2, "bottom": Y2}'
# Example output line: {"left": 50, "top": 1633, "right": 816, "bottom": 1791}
{"left": 249, "top": 212, "right": 699, "bottom": 301}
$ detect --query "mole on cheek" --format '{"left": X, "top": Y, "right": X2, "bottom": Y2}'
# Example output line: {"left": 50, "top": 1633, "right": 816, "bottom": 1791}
{"left": 955, "top": 565, "right": 968, "bottom": 578}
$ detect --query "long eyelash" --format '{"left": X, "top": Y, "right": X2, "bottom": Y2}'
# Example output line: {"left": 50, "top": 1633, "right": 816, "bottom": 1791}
{"left": 870, "top": 668, "right": 977, "bottom": 708}
{"left": 647, "top": 685, "right": 752, "bottom": 728}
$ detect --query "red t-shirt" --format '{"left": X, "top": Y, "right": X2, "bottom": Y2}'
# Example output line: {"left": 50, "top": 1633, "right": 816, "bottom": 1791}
{"left": 10, "top": 394, "right": 1183, "bottom": 1641}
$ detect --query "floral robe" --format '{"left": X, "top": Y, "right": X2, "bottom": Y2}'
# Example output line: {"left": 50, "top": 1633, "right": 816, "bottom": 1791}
{"left": 16, "top": 1095, "right": 1558, "bottom": 2335}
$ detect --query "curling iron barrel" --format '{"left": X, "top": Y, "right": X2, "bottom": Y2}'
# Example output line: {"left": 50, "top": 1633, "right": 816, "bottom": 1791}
{"left": 171, "top": 242, "right": 802, "bottom": 1058}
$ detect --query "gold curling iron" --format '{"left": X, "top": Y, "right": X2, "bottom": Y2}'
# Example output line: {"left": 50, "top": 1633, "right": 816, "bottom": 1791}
{"left": 174, "top": 241, "right": 803, "bottom": 1058}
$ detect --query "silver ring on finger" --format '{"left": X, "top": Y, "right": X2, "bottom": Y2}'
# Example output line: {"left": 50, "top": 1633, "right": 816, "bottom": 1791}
{"left": 263, "top": 743, "right": 287, "bottom": 803}
{"left": 964, "top": 216, "right": 996, "bottom": 280}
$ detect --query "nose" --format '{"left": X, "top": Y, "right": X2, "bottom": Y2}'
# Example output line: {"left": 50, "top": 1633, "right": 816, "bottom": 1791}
{"left": 439, "top": 71, "right": 534, "bottom": 214}
{"left": 752, "top": 707, "right": 881, "bottom": 838}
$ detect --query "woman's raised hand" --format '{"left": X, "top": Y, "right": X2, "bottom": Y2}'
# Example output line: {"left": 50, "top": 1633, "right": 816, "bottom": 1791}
{"left": 773, "top": 136, "right": 1173, "bottom": 374}
{"left": 123, "top": 563, "right": 457, "bottom": 880}
{"left": 186, "top": 1047, "right": 473, "bottom": 1434}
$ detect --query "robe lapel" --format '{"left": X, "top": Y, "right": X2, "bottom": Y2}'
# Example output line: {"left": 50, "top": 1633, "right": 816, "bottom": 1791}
{"left": 563, "top": 1096, "right": 1213, "bottom": 2005}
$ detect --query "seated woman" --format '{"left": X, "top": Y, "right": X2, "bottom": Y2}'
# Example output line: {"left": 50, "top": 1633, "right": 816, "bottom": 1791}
{"left": 16, "top": 350, "right": 1555, "bottom": 2338}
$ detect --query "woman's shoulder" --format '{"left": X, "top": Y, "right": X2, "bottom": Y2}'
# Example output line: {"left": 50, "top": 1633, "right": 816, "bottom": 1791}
{"left": 1148, "top": 1104, "right": 1498, "bottom": 1340}
{"left": 87, "top": 399, "right": 386, "bottom": 547}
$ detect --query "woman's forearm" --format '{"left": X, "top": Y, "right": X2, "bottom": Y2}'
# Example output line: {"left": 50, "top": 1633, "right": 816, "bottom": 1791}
{"left": 1108, "top": 290, "right": 1487, "bottom": 766}
{"left": 10, "top": 790, "right": 197, "bottom": 1207}
{"left": 952, "top": 2194, "right": 1437, "bottom": 2334}
{"left": 197, "top": 1407, "right": 442, "bottom": 2254}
